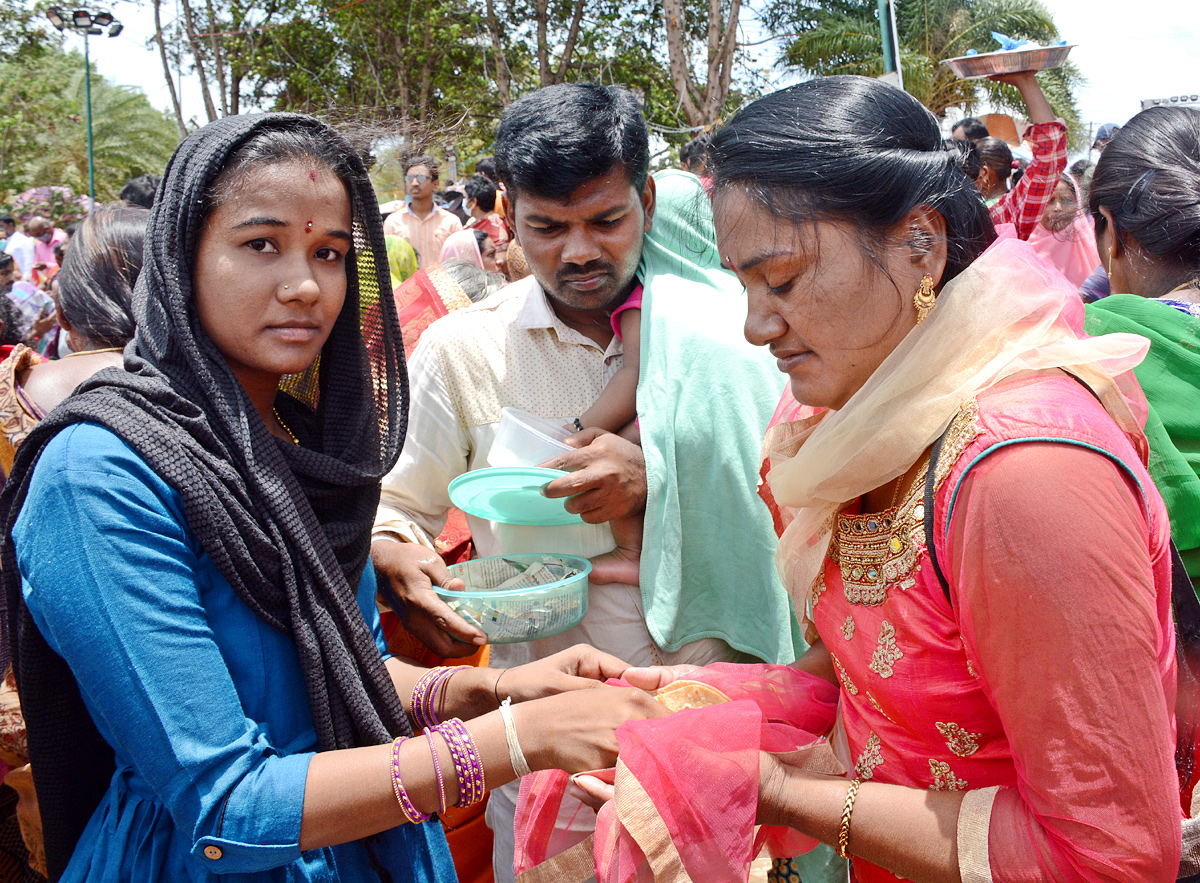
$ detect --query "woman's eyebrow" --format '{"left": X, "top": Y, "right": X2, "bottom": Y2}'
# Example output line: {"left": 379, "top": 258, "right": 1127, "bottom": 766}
{"left": 234, "top": 216, "right": 285, "bottom": 229}
{"left": 738, "top": 249, "right": 792, "bottom": 272}
{"left": 232, "top": 217, "right": 353, "bottom": 243}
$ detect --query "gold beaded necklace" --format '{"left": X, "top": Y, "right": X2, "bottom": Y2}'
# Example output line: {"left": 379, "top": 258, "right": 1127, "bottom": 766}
{"left": 272, "top": 408, "right": 300, "bottom": 445}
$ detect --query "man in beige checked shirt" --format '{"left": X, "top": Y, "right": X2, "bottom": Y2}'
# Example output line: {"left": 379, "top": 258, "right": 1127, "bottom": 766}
{"left": 372, "top": 84, "right": 754, "bottom": 882}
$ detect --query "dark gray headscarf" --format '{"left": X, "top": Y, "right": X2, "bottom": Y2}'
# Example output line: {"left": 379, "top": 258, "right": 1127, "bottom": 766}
{"left": 1, "top": 112, "right": 410, "bottom": 879}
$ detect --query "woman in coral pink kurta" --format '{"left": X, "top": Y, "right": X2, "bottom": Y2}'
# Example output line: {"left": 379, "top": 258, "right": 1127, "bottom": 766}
{"left": 705, "top": 77, "right": 1182, "bottom": 882}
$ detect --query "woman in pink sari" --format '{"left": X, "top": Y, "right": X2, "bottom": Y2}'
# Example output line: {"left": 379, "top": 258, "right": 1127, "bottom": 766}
{"left": 1027, "top": 171, "right": 1102, "bottom": 288}
{"left": 683, "top": 76, "right": 1180, "bottom": 882}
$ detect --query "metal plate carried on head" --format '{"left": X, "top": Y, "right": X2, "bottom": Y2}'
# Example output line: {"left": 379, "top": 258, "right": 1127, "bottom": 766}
{"left": 941, "top": 45, "right": 1075, "bottom": 79}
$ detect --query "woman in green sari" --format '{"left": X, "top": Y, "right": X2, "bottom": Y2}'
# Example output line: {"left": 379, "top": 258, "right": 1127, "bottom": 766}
{"left": 1083, "top": 105, "right": 1200, "bottom": 587}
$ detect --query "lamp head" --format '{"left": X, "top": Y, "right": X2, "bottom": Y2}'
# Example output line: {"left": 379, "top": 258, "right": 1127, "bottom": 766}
{"left": 71, "top": 9, "right": 92, "bottom": 28}
{"left": 107, "top": 21, "right": 122, "bottom": 36}
{"left": 92, "top": 11, "right": 113, "bottom": 26}
{"left": 45, "top": 6, "right": 66, "bottom": 29}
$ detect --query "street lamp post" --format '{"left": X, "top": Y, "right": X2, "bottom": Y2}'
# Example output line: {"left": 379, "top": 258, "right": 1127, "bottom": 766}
{"left": 45, "top": 7, "right": 123, "bottom": 214}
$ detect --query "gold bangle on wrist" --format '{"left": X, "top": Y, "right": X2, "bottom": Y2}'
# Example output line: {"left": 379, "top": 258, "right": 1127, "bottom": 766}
{"left": 837, "top": 776, "right": 863, "bottom": 859}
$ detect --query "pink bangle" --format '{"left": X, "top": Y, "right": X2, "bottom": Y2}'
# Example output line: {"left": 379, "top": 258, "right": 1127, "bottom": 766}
{"left": 433, "top": 718, "right": 485, "bottom": 807}
{"left": 427, "top": 733, "right": 447, "bottom": 814}
{"left": 390, "top": 736, "right": 432, "bottom": 823}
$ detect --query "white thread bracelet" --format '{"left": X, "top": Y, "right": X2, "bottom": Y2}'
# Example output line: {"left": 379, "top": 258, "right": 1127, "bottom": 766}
{"left": 498, "top": 697, "right": 533, "bottom": 777}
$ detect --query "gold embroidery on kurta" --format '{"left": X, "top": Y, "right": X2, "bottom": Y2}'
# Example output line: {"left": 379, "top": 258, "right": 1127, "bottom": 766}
{"left": 841, "top": 616, "right": 855, "bottom": 641}
{"left": 831, "top": 482, "right": 927, "bottom": 606}
{"left": 933, "top": 400, "right": 982, "bottom": 491}
{"left": 856, "top": 733, "right": 883, "bottom": 779}
{"left": 865, "top": 692, "right": 892, "bottom": 721}
{"left": 936, "top": 722, "right": 981, "bottom": 757}
{"left": 869, "top": 621, "right": 903, "bottom": 678}
{"left": 965, "top": 656, "right": 979, "bottom": 679}
{"left": 929, "top": 759, "right": 967, "bottom": 791}
{"left": 831, "top": 655, "right": 858, "bottom": 695}
{"left": 811, "top": 569, "right": 827, "bottom": 610}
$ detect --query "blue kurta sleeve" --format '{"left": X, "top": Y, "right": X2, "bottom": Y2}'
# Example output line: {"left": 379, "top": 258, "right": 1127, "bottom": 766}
{"left": 14, "top": 423, "right": 317, "bottom": 876}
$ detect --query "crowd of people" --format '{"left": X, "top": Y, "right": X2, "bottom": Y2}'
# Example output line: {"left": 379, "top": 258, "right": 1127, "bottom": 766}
{"left": 0, "top": 68, "right": 1195, "bottom": 883}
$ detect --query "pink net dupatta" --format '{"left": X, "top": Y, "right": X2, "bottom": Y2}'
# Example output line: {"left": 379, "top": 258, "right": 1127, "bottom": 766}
{"left": 514, "top": 664, "right": 840, "bottom": 883}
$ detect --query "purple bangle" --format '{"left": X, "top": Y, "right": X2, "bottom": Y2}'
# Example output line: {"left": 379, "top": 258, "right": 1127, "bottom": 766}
{"left": 409, "top": 667, "right": 445, "bottom": 731}
{"left": 410, "top": 666, "right": 466, "bottom": 731}
{"left": 427, "top": 733, "right": 447, "bottom": 814}
{"left": 390, "top": 736, "right": 432, "bottom": 823}
{"left": 435, "top": 718, "right": 486, "bottom": 807}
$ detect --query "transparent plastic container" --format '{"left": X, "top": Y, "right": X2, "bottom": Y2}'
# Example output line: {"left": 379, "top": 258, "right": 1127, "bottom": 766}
{"left": 487, "top": 407, "right": 574, "bottom": 468}
{"left": 437, "top": 553, "right": 591, "bottom": 644}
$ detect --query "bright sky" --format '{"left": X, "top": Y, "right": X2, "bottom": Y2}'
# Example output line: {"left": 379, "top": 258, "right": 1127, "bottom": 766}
{"left": 77, "top": 0, "right": 1197, "bottom": 135}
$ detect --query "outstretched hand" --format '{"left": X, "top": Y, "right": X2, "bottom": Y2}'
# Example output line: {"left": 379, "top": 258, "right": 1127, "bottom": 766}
{"left": 620, "top": 663, "right": 699, "bottom": 692}
{"left": 371, "top": 537, "right": 486, "bottom": 658}
{"left": 540, "top": 429, "right": 647, "bottom": 524}
{"left": 498, "top": 644, "right": 636, "bottom": 703}
{"left": 514, "top": 684, "right": 668, "bottom": 775}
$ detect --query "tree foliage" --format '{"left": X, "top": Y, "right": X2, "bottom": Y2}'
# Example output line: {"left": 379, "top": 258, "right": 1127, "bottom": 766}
{"left": 157, "top": 0, "right": 753, "bottom": 168}
{"left": 0, "top": 45, "right": 180, "bottom": 208}
{"left": 767, "top": 0, "right": 1085, "bottom": 146}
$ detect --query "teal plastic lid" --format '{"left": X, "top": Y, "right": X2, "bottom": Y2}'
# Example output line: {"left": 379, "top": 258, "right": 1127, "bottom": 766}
{"left": 448, "top": 466, "right": 584, "bottom": 526}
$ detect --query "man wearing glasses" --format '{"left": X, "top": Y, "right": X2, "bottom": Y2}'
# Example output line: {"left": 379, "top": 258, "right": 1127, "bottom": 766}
{"left": 383, "top": 155, "right": 463, "bottom": 269}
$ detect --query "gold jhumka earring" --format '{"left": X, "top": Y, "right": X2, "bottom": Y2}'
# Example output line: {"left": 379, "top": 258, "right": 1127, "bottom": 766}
{"left": 913, "top": 274, "right": 936, "bottom": 323}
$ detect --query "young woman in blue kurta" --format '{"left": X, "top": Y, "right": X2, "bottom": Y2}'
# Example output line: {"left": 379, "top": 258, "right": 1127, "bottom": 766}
{"left": 1, "top": 114, "right": 663, "bottom": 882}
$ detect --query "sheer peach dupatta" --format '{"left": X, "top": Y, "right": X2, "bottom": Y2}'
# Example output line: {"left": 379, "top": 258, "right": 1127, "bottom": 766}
{"left": 767, "top": 237, "right": 1150, "bottom": 625}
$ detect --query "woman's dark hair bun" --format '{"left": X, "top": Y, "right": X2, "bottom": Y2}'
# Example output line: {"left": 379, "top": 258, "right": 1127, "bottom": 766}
{"left": 707, "top": 76, "right": 995, "bottom": 285}
{"left": 943, "top": 138, "right": 981, "bottom": 181}
{"left": 1089, "top": 105, "right": 1200, "bottom": 278}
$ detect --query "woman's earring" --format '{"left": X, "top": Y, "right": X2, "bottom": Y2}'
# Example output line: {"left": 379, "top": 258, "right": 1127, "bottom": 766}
{"left": 913, "top": 274, "right": 936, "bottom": 323}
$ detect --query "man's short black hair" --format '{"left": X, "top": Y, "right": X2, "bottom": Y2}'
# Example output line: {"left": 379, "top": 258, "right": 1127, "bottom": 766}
{"left": 0, "top": 214, "right": 14, "bottom": 227}
{"left": 495, "top": 83, "right": 649, "bottom": 203}
{"left": 953, "top": 117, "right": 989, "bottom": 141}
{"left": 463, "top": 175, "right": 497, "bottom": 212}
{"left": 119, "top": 173, "right": 161, "bottom": 208}
{"left": 405, "top": 155, "right": 440, "bottom": 180}
{"left": 475, "top": 156, "right": 498, "bottom": 182}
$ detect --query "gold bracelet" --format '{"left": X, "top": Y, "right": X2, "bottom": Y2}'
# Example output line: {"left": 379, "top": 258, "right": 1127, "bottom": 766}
{"left": 837, "top": 776, "right": 863, "bottom": 859}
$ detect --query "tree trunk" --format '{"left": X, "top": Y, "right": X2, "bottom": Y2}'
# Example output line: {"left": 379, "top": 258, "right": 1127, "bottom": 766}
{"left": 535, "top": 0, "right": 551, "bottom": 87}
{"left": 554, "top": 0, "right": 587, "bottom": 83}
{"left": 416, "top": 14, "right": 433, "bottom": 119}
{"left": 662, "top": 0, "right": 702, "bottom": 126}
{"left": 663, "top": 0, "right": 740, "bottom": 128}
{"left": 179, "top": 0, "right": 219, "bottom": 122}
{"left": 703, "top": 0, "right": 739, "bottom": 121}
{"left": 153, "top": 0, "right": 189, "bottom": 137}
{"left": 483, "top": 0, "right": 512, "bottom": 105}
{"left": 204, "top": 0, "right": 229, "bottom": 116}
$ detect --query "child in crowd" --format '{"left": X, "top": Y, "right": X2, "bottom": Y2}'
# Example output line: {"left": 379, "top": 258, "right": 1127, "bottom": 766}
{"left": 570, "top": 286, "right": 643, "bottom": 585}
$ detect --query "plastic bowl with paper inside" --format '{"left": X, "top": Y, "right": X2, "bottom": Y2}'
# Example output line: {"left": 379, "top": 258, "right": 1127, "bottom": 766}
{"left": 437, "top": 553, "right": 591, "bottom": 644}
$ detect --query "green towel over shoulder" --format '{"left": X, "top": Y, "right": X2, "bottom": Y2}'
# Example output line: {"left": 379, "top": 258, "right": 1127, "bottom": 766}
{"left": 636, "top": 170, "right": 802, "bottom": 663}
